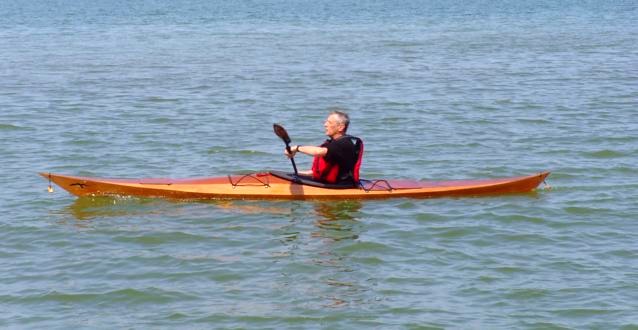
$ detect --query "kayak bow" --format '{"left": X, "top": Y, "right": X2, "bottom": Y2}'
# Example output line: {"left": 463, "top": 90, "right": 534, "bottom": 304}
{"left": 40, "top": 171, "right": 550, "bottom": 200}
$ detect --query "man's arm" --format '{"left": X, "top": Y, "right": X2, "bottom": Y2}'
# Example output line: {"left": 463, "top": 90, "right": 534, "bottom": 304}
{"left": 285, "top": 145, "right": 327, "bottom": 158}
{"left": 284, "top": 145, "right": 328, "bottom": 176}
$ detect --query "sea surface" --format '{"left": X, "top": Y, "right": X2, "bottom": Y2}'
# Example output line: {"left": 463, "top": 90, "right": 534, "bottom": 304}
{"left": 1, "top": 0, "right": 637, "bottom": 328}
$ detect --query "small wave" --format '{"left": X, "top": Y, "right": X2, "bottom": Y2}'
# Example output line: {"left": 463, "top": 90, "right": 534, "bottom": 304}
{"left": 595, "top": 249, "right": 635, "bottom": 259}
{"left": 504, "top": 288, "right": 550, "bottom": 300}
{"left": 381, "top": 101, "right": 414, "bottom": 107}
{"left": 0, "top": 123, "right": 31, "bottom": 131}
{"left": 15, "top": 287, "right": 196, "bottom": 304}
{"left": 235, "top": 98, "right": 257, "bottom": 104}
{"left": 97, "top": 287, "right": 198, "bottom": 303}
{"left": 495, "top": 233, "right": 553, "bottom": 245}
{"left": 552, "top": 308, "right": 615, "bottom": 317}
{"left": 144, "top": 96, "right": 181, "bottom": 103}
{"left": 381, "top": 40, "right": 423, "bottom": 47}
{"left": 166, "top": 312, "right": 189, "bottom": 320}
{"left": 585, "top": 150, "right": 626, "bottom": 158}
{"left": 237, "top": 149, "right": 269, "bottom": 155}
{"left": 351, "top": 256, "right": 384, "bottom": 265}
{"left": 336, "top": 241, "right": 391, "bottom": 253}
{"left": 148, "top": 117, "right": 172, "bottom": 124}
{"left": 495, "top": 214, "right": 547, "bottom": 224}
{"left": 432, "top": 227, "right": 473, "bottom": 239}
{"left": 564, "top": 206, "right": 605, "bottom": 215}
{"left": 70, "top": 139, "right": 103, "bottom": 146}
{"left": 207, "top": 146, "right": 269, "bottom": 156}
{"left": 517, "top": 118, "right": 551, "bottom": 124}
{"left": 493, "top": 266, "right": 527, "bottom": 274}
{"left": 114, "top": 231, "right": 209, "bottom": 245}
{"left": 207, "top": 146, "right": 231, "bottom": 154}
{"left": 613, "top": 166, "right": 637, "bottom": 174}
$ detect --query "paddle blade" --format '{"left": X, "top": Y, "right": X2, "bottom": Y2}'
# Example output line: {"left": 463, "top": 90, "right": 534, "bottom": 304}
{"left": 273, "top": 123, "right": 298, "bottom": 175}
{"left": 273, "top": 123, "right": 291, "bottom": 144}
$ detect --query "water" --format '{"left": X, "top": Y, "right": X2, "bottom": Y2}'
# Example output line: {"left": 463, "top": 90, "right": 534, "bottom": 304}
{"left": 1, "top": 0, "right": 637, "bottom": 328}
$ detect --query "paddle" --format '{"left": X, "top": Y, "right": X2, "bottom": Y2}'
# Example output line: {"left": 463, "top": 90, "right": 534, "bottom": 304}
{"left": 273, "top": 123, "right": 298, "bottom": 175}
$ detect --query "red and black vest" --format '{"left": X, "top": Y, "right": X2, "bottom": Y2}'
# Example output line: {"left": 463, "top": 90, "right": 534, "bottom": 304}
{"left": 311, "top": 135, "right": 364, "bottom": 185}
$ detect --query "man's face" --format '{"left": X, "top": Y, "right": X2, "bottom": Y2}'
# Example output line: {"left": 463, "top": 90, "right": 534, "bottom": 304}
{"left": 324, "top": 114, "right": 344, "bottom": 137}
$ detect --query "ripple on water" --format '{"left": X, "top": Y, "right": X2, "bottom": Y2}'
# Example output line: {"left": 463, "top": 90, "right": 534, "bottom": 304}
{"left": 9, "top": 287, "right": 198, "bottom": 304}
{"left": 0, "top": 123, "right": 34, "bottom": 131}
{"left": 113, "top": 231, "right": 210, "bottom": 245}
{"left": 583, "top": 149, "right": 627, "bottom": 159}
{"left": 332, "top": 240, "right": 393, "bottom": 254}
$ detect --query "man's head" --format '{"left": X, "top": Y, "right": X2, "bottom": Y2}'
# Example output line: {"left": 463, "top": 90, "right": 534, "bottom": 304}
{"left": 324, "top": 110, "right": 350, "bottom": 138}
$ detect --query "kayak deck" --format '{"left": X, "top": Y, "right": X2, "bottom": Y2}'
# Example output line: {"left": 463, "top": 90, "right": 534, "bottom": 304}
{"left": 41, "top": 171, "right": 550, "bottom": 200}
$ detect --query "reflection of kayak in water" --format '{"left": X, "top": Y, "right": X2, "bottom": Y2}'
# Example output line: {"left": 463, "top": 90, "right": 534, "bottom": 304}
{"left": 41, "top": 170, "right": 550, "bottom": 200}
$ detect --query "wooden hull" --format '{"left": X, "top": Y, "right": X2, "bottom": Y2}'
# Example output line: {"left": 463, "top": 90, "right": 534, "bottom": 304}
{"left": 41, "top": 171, "right": 550, "bottom": 200}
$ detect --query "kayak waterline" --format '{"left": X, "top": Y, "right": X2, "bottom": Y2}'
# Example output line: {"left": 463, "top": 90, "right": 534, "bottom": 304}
{"left": 41, "top": 170, "right": 550, "bottom": 200}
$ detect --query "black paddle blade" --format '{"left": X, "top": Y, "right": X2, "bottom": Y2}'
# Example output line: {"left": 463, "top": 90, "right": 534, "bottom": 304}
{"left": 273, "top": 123, "right": 291, "bottom": 144}
{"left": 273, "top": 123, "right": 298, "bottom": 175}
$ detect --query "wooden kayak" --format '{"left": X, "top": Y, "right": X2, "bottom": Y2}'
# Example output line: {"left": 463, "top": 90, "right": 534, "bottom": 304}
{"left": 40, "top": 170, "right": 550, "bottom": 200}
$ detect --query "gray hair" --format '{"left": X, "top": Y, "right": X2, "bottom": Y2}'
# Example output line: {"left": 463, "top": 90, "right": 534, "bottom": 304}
{"left": 329, "top": 109, "right": 350, "bottom": 132}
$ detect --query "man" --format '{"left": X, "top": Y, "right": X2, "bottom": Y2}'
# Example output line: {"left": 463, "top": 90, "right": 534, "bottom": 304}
{"left": 285, "top": 110, "right": 363, "bottom": 185}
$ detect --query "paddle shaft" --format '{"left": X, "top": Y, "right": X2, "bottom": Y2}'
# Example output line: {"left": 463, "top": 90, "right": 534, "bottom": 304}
{"left": 285, "top": 143, "right": 298, "bottom": 175}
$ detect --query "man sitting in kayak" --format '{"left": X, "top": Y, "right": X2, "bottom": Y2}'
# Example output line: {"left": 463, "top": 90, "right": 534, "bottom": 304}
{"left": 285, "top": 110, "right": 363, "bottom": 186}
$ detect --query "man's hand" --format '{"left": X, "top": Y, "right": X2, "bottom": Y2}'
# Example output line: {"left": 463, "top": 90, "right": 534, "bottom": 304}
{"left": 285, "top": 145, "right": 300, "bottom": 158}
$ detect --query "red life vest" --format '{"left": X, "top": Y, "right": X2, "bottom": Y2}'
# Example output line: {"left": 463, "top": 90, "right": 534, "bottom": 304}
{"left": 312, "top": 136, "right": 364, "bottom": 184}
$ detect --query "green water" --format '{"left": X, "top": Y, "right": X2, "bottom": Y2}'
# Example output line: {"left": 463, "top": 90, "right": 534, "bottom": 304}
{"left": 1, "top": 0, "right": 637, "bottom": 328}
